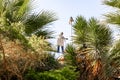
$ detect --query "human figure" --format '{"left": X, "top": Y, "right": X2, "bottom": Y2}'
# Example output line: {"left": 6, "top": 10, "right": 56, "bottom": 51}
{"left": 57, "top": 32, "right": 68, "bottom": 53}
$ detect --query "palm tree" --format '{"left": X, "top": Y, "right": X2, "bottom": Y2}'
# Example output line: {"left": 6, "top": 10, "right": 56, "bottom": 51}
{"left": 73, "top": 16, "right": 112, "bottom": 53}
{"left": 65, "top": 16, "right": 113, "bottom": 80}
{"left": 87, "top": 18, "right": 112, "bottom": 80}
{"left": 0, "top": 0, "right": 57, "bottom": 42}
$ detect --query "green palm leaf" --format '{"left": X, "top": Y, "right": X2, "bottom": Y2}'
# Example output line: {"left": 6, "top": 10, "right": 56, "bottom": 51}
{"left": 109, "top": 41, "right": 120, "bottom": 60}
{"left": 73, "top": 16, "right": 88, "bottom": 44}
{"left": 104, "top": 12, "right": 120, "bottom": 25}
{"left": 88, "top": 18, "right": 112, "bottom": 50}
{"left": 17, "top": 0, "right": 29, "bottom": 17}
{"left": 103, "top": 0, "right": 120, "bottom": 9}
{"left": 103, "top": 0, "right": 120, "bottom": 25}
{"left": 104, "top": 41, "right": 120, "bottom": 78}
{"left": 65, "top": 44, "right": 77, "bottom": 66}
{"left": 24, "top": 11, "right": 57, "bottom": 37}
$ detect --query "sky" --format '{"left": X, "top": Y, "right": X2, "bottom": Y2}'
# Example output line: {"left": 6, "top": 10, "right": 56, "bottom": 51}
{"left": 32, "top": 0, "right": 120, "bottom": 46}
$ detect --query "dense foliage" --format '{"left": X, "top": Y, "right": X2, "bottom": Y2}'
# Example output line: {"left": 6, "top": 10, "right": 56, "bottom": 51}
{"left": 0, "top": 0, "right": 120, "bottom": 80}
{"left": 25, "top": 66, "right": 79, "bottom": 80}
{"left": 65, "top": 15, "right": 120, "bottom": 80}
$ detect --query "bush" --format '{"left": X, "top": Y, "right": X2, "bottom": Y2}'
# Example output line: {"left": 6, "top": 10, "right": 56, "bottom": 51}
{"left": 57, "top": 66, "right": 79, "bottom": 80}
{"left": 32, "top": 53, "right": 61, "bottom": 72}
{"left": 25, "top": 66, "right": 79, "bottom": 80}
{"left": 25, "top": 70, "right": 66, "bottom": 80}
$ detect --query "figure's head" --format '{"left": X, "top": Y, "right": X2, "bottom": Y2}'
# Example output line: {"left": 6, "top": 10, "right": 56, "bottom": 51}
{"left": 60, "top": 32, "right": 63, "bottom": 35}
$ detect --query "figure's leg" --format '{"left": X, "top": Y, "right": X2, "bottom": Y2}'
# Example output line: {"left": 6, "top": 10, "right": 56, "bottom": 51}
{"left": 57, "top": 45, "right": 60, "bottom": 53}
{"left": 61, "top": 46, "right": 64, "bottom": 53}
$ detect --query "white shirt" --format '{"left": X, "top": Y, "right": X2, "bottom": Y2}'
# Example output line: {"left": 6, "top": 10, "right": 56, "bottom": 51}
{"left": 57, "top": 34, "right": 65, "bottom": 46}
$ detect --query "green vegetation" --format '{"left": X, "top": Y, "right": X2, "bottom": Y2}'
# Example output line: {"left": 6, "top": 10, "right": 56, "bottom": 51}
{"left": 0, "top": 0, "right": 120, "bottom": 80}
{"left": 25, "top": 66, "right": 78, "bottom": 80}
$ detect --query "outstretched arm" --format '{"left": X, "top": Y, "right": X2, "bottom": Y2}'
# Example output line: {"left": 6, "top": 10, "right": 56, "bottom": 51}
{"left": 61, "top": 36, "right": 68, "bottom": 40}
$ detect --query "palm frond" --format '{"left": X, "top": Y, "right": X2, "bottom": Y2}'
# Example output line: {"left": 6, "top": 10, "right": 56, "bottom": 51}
{"left": 103, "top": 40, "right": 120, "bottom": 78}
{"left": 109, "top": 41, "right": 120, "bottom": 67}
{"left": 16, "top": 0, "right": 30, "bottom": 18}
{"left": 88, "top": 17, "right": 112, "bottom": 50}
{"left": 103, "top": 0, "right": 120, "bottom": 9}
{"left": 73, "top": 16, "right": 88, "bottom": 44}
{"left": 34, "top": 30, "right": 55, "bottom": 38}
{"left": 0, "top": 0, "right": 3, "bottom": 14}
{"left": 104, "top": 12, "right": 120, "bottom": 26}
{"left": 65, "top": 44, "right": 77, "bottom": 66}
{"left": 109, "top": 40, "right": 120, "bottom": 58}
{"left": 24, "top": 11, "right": 57, "bottom": 36}
{"left": 0, "top": 0, "right": 30, "bottom": 23}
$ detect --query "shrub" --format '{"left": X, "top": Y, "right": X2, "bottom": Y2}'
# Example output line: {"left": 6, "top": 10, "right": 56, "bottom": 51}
{"left": 25, "top": 66, "right": 79, "bottom": 80}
